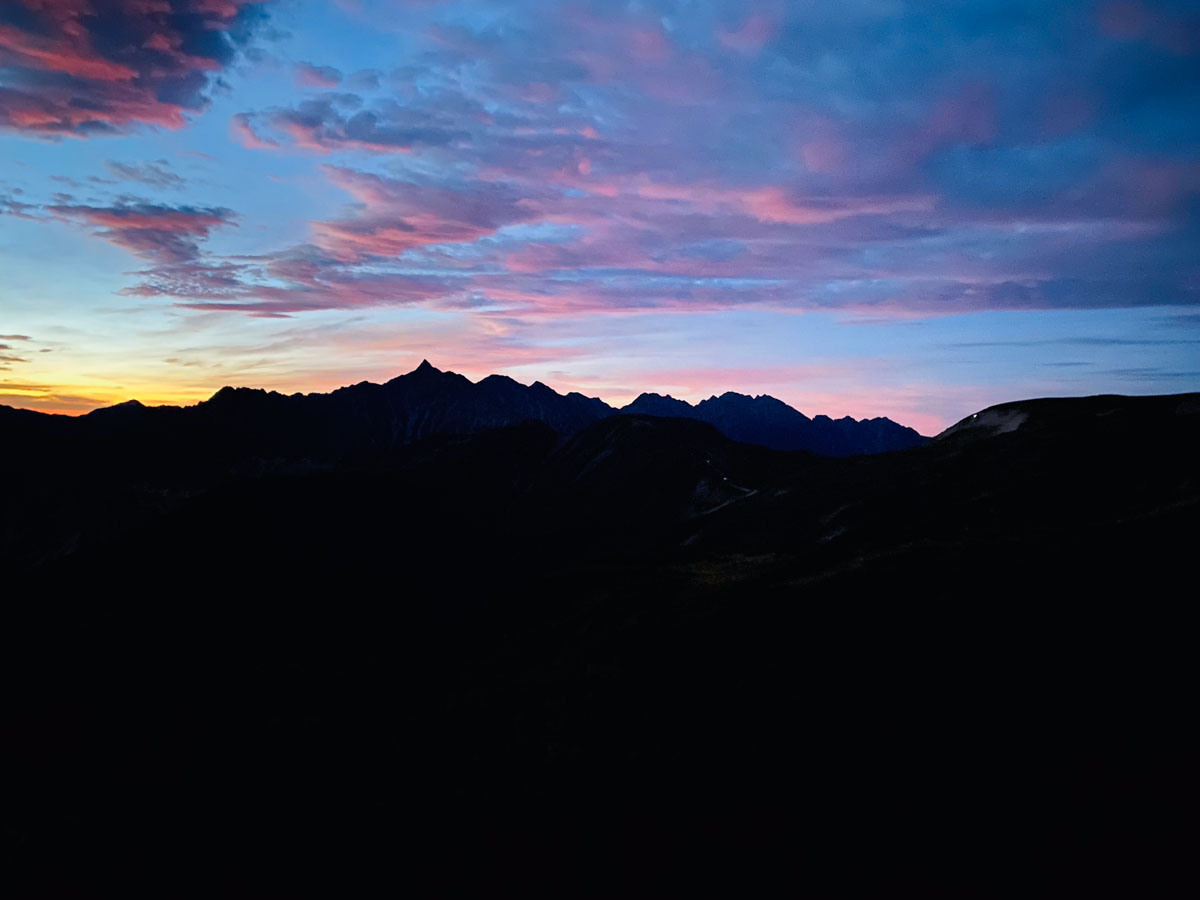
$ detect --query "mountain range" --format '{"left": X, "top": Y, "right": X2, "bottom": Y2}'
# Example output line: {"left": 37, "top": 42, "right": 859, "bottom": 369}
{"left": 4, "top": 375, "right": 1198, "bottom": 897}
{"left": 0, "top": 360, "right": 924, "bottom": 468}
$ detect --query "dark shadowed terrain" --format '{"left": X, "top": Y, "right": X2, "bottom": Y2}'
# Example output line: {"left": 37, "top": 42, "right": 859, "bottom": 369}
{"left": 2, "top": 380, "right": 1198, "bottom": 897}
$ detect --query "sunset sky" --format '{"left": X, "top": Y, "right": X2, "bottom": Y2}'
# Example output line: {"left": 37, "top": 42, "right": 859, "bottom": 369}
{"left": 2, "top": 0, "right": 1198, "bottom": 434}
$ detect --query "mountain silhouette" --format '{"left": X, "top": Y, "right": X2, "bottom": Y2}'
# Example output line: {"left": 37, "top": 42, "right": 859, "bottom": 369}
{"left": 622, "top": 389, "right": 925, "bottom": 455}
{"left": 4, "top": 384, "right": 1198, "bottom": 897}
{"left": 0, "top": 362, "right": 923, "bottom": 474}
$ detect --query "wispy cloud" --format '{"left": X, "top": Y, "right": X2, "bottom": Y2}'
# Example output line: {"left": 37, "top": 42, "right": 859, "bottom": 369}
{"left": 47, "top": 202, "right": 238, "bottom": 263}
{"left": 296, "top": 62, "right": 343, "bottom": 88}
{"left": 104, "top": 161, "right": 185, "bottom": 191}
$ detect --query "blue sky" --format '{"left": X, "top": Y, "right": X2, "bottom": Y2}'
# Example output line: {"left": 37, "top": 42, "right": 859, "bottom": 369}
{"left": 2, "top": 0, "right": 1198, "bottom": 432}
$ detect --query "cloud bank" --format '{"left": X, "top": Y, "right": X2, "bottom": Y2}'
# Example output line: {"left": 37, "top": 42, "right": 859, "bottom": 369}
{"left": 0, "top": 0, "right": 267, "bottom": 136}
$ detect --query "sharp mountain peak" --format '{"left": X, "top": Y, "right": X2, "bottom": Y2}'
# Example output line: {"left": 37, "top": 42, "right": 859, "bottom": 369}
{"left": 64, "top": 362, "right": 928, "bottom": 458}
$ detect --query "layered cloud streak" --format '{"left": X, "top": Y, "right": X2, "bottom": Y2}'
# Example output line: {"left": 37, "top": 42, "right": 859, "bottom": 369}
{"left": 3, "top": 0, "right": 1199, "bottom": 356}
{"left": 0, "top": 0, "right": 266, "bottom": 136}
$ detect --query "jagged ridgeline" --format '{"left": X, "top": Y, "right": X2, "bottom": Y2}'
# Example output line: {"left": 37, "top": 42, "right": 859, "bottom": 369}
{"left": 1, "top": 373, "right": 1196, "bottom": 572}
{"left": 1, "top": 360, "right": 923, "bottom": 463}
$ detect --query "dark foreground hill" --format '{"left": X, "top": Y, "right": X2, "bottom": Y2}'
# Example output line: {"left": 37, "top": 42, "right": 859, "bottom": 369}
{"left": 3, "top": 391, "right": 1198, "bottom": 897}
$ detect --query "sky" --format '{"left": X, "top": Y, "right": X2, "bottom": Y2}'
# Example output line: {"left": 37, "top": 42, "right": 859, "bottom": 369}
{"left": 2, "top": 0, "right": 1198, "bottom": 434}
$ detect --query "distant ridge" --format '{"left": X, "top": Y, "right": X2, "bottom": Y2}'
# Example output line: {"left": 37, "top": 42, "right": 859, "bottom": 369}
{"left": 2, "top": 361, "right": 926, "bottom": 459}
{"left": 621, "top": 390, "right": 925, "bottom": 456}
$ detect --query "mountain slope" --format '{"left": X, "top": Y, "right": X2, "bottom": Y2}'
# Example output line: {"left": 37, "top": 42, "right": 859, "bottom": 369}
{"left": 5, "top": 391, "right": 1198, "bottom": 897}
{"left": 4, "top": 391, "right": 1195, "bottom": 897}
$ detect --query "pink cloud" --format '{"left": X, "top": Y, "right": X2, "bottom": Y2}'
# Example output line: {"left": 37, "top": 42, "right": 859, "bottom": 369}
{"left": 794, "top": 117, "right": 853, "bottom": 176}
{"left": 311, "top": 166, "right": 541, "bottom": 260}
{"left": 0, "top": 1, "right": 262, "bottom": 137}
{"left": 0, "top": 24, "right": 137, "bottom": 81}
{"left": 296, "top": 62, "right": 344, "bottom": 88}
{"left": 887, "top": 84, "right": 1001, "bottom": 168}
{"left": 716, "top": 15, "right": 778, "bottom": 55}
{"left": 230, "top": 113, "right": 280, "bottom": 150}
{"left": 628, "top": 26, "right": 672, "bottom": 64}
{"left": 620, "top": 179, "right": 934, "bottom": 226}
{"left": 48, "top": 202, "right": 238, "bottom": 262}
{"left": 559, "top": 9, "right": 730, "bottom": 103}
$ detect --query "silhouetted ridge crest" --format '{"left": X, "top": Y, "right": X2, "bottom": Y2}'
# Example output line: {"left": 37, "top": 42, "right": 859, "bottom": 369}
{"left": 3, "top": 362, "right": 926, "bottom": 461}
{"left": 621, "top": 386, "right": 922, "bottom": 455}
{"left": 623, "top": 393, "right": 695, "bottom": 418}
{"left": 85, "top": 398, "right": 146, "bottom": 420}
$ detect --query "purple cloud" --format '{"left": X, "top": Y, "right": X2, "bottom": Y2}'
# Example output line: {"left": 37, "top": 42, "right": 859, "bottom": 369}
{"left": 232, "top": 94, "right": 469, "bottom": 153}
{"left": 296, "top": 62, "right": 343, "bottom": 88}
{"left": 48, "top": 202, "right": 238, "bottom": 263}
{"left": 312, "top": 166, "right": 540, "bottom": 259}
{"left": 0, "top": 0, "right": 269, "bottom": 137}
{"left": 23, "top": 0, "right": 1196, "bottom": 324}
{"left": 104, "top": 160, "right": 185, "bottom": 190}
